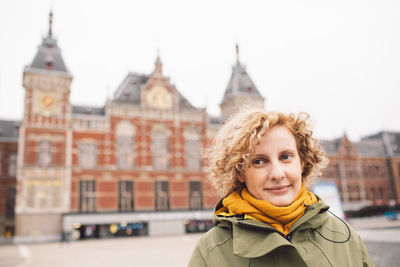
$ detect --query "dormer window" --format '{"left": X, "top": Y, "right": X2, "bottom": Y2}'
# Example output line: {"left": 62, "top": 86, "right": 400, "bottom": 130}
{"left": 45, "top": 55, "right": 54, "bottom": 70}
{"left": 46, "top": 61, "right": 53, "bottom": 70}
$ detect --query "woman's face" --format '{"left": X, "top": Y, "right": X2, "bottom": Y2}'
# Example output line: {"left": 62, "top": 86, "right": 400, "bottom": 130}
{"left": 241, "top": 125, "right": 303, "bottom": 207}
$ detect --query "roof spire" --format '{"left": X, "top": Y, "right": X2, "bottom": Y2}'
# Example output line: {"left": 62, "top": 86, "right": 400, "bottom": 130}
{"left": 48, "top": 9, "right": 53, "bottom": 37}
{"left": 154, "top": 48, "right": 163, "bottom": 75}
{"left": 235, "top": 43, "right": 240, "bottom": 64}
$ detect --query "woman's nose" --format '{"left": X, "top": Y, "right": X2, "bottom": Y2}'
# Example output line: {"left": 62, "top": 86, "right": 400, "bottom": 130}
{"left": 268, "top": 161, "right": 285, "bottom": 181}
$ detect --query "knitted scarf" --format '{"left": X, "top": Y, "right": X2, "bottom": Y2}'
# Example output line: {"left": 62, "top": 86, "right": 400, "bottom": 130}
{"left": 216, "top": 185, "right": 318, "bottom": 235}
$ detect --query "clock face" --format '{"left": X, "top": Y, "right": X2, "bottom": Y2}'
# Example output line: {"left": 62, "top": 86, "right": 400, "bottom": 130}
{"left": 40, "top": 95, "right": 55, "bottom": 108}
{"left": 35, "top": 91, "right": 60, "bottom": 116}
{"left": 147, "top": 86, "right": 172, "bottom": 109}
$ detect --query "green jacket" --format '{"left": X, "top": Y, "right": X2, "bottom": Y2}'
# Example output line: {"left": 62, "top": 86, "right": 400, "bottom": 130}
{"left": 188, "top": 200, "right": 374, "bottom": 267}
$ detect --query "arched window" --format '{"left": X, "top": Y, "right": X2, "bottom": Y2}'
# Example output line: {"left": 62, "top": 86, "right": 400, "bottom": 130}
{"left": 116, "top": 121, "right": 135, "bottom": 169}
{"left": 184, "top": 127, "right": 202, "bottom": 171}
{"left": 78, "top": 142, "right": 97, "bottom": 169}
{"left": 8, "top": 153, "right": 17, "bottom": 177}
{"left": 152, "top": 124, "right": 170, "bottom": 170}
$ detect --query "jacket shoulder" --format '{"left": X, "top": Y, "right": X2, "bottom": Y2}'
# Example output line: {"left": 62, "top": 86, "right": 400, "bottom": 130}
{"left": 187, "top": 226, "right": 233, "bottom": 267}
{"left": 199, "top": 225, "right": 232, "bottom": 252}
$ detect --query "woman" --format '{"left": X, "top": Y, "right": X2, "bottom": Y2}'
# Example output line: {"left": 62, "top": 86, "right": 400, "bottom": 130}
{"left": 188, "top": 109, "right": 374, "bottom": 267}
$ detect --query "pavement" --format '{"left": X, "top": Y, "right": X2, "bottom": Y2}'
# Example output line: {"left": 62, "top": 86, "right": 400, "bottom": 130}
{"left": 0, "top": 234, "right": 203, "bottom": 267}
{"left": 0, "top": 216, "right": 399, "bottom": 267}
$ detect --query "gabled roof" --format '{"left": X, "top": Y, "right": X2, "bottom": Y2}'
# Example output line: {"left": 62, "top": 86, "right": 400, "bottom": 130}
{"left": 320, "top": 131, "right": 400, "bottom": 158}
{"left": 113, "top": 72, "right": 149, "bottom": 104}
{"left": 355, "top": 138, "right": 387, "bottom": 157}
{"left": 362, "top": 131, "right": 400, "bottom": 156}
{"left": 320, "top": 138, "right": 342, "bottom": 155}
{"left": 26, "top": 36, "right": 69, "bottom": 73}
{"left": 25, "top": 11, "right": 70, "bottom": 75}
{"left": 221, "top": 45, "right": 263, "bottom": 104}
{"left": 0, "top": 120, "right": 19, "bottom": 141}
{"left": 113, "top": 55, "right": 196, "bottom": 109}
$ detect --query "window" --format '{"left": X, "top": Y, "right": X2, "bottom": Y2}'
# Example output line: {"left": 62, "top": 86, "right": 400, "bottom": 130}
{"left": 334, "top": 164, "right": 340, "bottom": 178}
{"left": 379, "top": 187, "right": 385, "bottom": 200}
{"left": 6, "top": 187, "right": 16, "bottom": 218}
{"left": 375, "top": 166, "right": 381, "bottom": 178}
{"left": 152, "top": 125, "right": 169, "bottom": 170}
{"left": 380, "top": 166, "right": 387, "bottom": 178}
{"left": 117, "top": 136, "right": 134, "bottom": 169}
{"left": 79, "top": 180, "right": 96, "bottom": 212}
{"left": 185, "top": 128, "right": 202, "bottom": 171}
{"left": 189, "top": 181, "right": 203, "bottom": 210}
{"left": 119, "top": 181, "right": 134, "bottom": 212}
{"left": 347, "top": 185, "right": 353, "bottom": 201}
{"left": 79, "top": 143, "right": 97, "bottom": 169}
{"left": 363, "top": 164, "right": 369, "bottom": 178}
{"left": 355, "top": 185, "right": 361, "bottom": 201}
{"left": 116, "top": 121, "right": 135, "bottom": 169}
{"left": 8, "top": 153, "right": 17, "bottom": 177}
{"left": 345, "top": 164, "right": 353, "bottom": 178}
{"left": 38, "top": 140, "right": 52, "bottom": 167}
{"left": 155, "top": 181, "right": 169, "bottom": 211}
{"left": 371, "top": 187, "right": 376, "bottom": 200}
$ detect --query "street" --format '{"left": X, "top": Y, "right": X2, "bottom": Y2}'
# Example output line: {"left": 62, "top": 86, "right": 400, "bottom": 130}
{"left": 1, "top": 217, "right": 400, "bottom": 267}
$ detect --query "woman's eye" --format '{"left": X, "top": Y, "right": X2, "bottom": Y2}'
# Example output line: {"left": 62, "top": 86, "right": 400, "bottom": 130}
{"left": 281, "top": 154, "right": 292, "bottom": 160}
{"left": 253, "top": 159, "right": 265, "bottom": 165}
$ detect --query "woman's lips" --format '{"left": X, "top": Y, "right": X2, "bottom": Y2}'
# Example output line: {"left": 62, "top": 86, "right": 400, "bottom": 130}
{"left": 265, "top": 185, "right": 291, "bottom": 193}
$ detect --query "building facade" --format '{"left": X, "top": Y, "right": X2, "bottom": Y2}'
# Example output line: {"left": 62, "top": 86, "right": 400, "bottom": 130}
{"left": 320, "top": 132, "right": 400, "bottom": 214}
{"left": 0, "top": 120, "right": 18, "bottom": 240}
{"left": 0, "top": 12, "right": 399, "bottom": 242}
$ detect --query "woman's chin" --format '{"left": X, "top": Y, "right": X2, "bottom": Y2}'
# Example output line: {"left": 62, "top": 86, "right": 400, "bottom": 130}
{"left": 265, "top": 196, "right": 295, "bottom": 207}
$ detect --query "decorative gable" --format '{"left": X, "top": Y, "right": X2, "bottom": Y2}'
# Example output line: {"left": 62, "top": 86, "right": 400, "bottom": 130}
{"left": 338, "top": 134, "right": 359, "bottom": 158}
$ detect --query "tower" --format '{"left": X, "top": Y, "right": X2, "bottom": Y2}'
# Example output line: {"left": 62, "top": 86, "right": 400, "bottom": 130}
{"left": 220, "top": 44, "right": 265, "bottom": 120}
{"left": 15, "top": 10, "right": 73, "bottom": 242}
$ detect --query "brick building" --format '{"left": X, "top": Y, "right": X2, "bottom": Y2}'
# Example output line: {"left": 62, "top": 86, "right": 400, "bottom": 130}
{"left": 0, "top": 12, "right": 399, "bottom": 242}
{"left": 0, "top": 120, "right": 18, "bottom": 239}
{"left": 320, "top": 132, "right": 400, "bottom": 214}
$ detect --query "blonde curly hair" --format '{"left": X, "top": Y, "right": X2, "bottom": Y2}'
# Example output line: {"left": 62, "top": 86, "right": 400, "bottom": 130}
{"left": 207, "top": 108, "right": 328, "bottom": 197}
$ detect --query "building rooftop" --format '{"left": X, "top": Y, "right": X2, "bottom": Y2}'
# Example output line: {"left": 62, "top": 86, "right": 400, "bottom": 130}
{"left": 221, "top": 45, "right": 263, "bottom": 104}
{"left": 0, "top": 120, "right": 19, "bottom": 141}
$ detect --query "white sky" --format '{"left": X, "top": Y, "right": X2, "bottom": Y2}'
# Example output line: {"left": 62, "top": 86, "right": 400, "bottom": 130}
{"left": 0, "top": 0, "right": 399, "bottom": 141}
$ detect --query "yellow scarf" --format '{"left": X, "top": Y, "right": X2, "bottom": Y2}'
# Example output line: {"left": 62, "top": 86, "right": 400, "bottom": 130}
{"left": 216, "top": 185, "right": 318, "bottom": 235}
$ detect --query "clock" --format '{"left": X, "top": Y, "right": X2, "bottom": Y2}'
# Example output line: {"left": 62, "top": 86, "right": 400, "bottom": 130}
{"left": 34, "top": 90, "right": 60, "bottom": 116}
{"left": 146, "top": 86, "right": 172, "bottom": 109}
{"left": 40, "top": 95, "right": 55, "bottom": 108}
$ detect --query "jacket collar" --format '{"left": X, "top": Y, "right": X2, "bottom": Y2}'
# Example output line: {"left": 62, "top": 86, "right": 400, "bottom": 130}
{"left": 214, "top": 198, "right": 330, "bottom": 258}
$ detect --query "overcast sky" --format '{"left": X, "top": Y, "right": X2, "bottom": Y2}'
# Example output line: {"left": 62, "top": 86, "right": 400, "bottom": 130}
{"left": 0, "top": 0, "right": 399, "bottom": 141}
